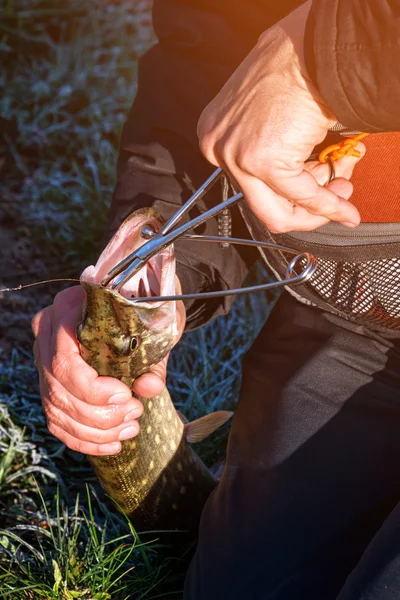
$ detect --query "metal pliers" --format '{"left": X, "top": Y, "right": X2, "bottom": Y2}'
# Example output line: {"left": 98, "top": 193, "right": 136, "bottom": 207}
{"left": 100, "top": 168, "right": 318, "bottom": 303}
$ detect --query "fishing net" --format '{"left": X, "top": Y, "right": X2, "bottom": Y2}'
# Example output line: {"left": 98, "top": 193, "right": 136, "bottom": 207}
{"left": 289, "top": 254, "right": 400, "bottom": 330}
{"left": 242, "top": 207, "right": 400, "bottom": 333}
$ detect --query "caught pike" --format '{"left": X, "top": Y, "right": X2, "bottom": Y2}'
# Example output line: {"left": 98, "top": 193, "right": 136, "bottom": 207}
{"left": 78, "top": 208, "right": 232, "bottom": 531}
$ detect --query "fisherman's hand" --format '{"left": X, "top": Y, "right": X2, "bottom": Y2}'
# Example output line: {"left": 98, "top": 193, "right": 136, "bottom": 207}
{"left": 32, "top": 285, "right": 184, "bottom": 456}
{"left": 198, "top": 1, "right": 366, "bottom": 233}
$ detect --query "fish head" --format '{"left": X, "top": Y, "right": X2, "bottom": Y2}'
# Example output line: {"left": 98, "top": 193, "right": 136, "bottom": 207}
{"left": 78, "top": 208, "right": 177, "bottom": 382}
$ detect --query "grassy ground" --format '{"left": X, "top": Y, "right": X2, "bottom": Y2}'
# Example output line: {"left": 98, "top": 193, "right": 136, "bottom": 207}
{"left": 0, "top": 2, "right": 276, "bottom": 598}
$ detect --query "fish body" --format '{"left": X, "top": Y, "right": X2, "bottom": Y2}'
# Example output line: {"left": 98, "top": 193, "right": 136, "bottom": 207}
{"left": 78, "top": 209, "right": 230, "bottom": 530}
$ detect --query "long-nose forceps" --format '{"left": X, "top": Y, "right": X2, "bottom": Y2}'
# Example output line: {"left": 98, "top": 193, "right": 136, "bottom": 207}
{"left": 100, "top": 168, "right": 318, "bottom": 303}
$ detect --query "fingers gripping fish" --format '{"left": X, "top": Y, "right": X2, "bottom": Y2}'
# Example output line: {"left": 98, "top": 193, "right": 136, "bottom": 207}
{"left": 78, "top": 208, "right": 232, "bottom": 531}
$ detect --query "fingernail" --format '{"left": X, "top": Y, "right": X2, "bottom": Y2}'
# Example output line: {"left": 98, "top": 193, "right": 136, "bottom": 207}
{"left": 109, "top": 393, "right": 130, "bottom": 405}
{"left": 124, "top": 409, "right": 141, "bottom": 422}
{"left": 119, "top": 426, "right": 138, "bottom": 441}
{"left": 342, "top": 221, "right": 359, "bottom": 228}
{"left": 99, "top": 442, "right": 121, "bottom": 454}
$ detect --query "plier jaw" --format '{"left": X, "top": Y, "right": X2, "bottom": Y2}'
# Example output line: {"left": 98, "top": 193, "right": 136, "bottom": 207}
{"left": 100, "top": 168, "right": 318, "bottom": 302}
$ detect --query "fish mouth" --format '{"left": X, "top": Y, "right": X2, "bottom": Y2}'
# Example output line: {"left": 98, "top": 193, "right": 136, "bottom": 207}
{"left": 80, "top": 211, "right": 176, "bottom": 303}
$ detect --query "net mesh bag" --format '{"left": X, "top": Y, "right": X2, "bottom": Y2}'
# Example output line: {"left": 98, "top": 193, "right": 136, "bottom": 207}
{"left": 288, "top": 253, "right": 400, "bottom": 330}
{"left": 241, "top": 206, "right": 400, "bottom": 333}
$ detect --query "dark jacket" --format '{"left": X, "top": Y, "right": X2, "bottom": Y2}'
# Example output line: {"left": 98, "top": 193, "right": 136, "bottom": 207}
{"left": 108, "top": 0, "right": 398, "bottom": 329}
{"left": 308, "top": 1, "right": 400, "bottom": 133}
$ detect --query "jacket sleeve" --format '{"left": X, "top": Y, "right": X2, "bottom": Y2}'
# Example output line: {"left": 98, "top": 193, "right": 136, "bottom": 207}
{"left": 306, "top": 0, "right": 400, "bottom": 132}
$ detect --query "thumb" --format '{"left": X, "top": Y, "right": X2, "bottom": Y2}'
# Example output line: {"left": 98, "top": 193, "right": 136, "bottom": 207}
{"left": 305, "top": 141, "right": 367, "bottom": 186}
{"left": 330, "top": 141, "right": 367, "bottom": 180}
{"left": 132, "top": 354, "right": 168, "bottom": 398}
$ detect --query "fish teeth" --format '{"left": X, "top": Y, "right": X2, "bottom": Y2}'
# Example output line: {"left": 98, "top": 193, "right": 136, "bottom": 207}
{"left": 138, "top": 278, "right": 147, "bottom": 298}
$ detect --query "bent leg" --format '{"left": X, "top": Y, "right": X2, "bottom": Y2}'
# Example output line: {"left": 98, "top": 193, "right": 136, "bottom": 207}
{"left": 184, "top": 292, "right": 400, "bottom": 600}
{"left": 337, "top": 500, "right": 400, "bottom": 600}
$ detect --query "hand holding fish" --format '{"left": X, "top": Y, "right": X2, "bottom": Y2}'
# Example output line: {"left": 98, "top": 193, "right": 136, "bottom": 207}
{"left": 31, "top": 281, "right": 185, "bottom": 457}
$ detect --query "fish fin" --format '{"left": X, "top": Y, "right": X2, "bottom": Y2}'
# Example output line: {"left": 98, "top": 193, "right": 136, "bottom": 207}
{"left": 177, "top": 410, "right": 189, "bottom": 425}
{"left": 184, "top": 411, "right": 234, "bottom": 443}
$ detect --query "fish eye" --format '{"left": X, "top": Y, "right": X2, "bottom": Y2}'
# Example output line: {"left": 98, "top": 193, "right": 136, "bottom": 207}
{"left": 119, "top": 336, "right": 140, "bottom": 356}
{"left": 130, "top": 337, "right": 139, "bottom": 352}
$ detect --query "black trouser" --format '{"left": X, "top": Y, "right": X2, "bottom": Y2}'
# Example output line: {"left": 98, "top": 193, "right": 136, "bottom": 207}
{"left": 184, "top": 292, "right": 400, "bottom": 600}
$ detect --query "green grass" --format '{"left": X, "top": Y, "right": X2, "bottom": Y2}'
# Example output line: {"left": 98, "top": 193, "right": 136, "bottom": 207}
{"left": 0, "top": 2, "right": 277, "bottom": 597}
{"left": 0, "top": 486, "right": 158, "bottom": 600}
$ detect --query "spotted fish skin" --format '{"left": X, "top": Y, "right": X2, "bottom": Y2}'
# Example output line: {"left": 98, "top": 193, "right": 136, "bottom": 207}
{"left": 78, "top": 281, "right": 216, "bottom": 531}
